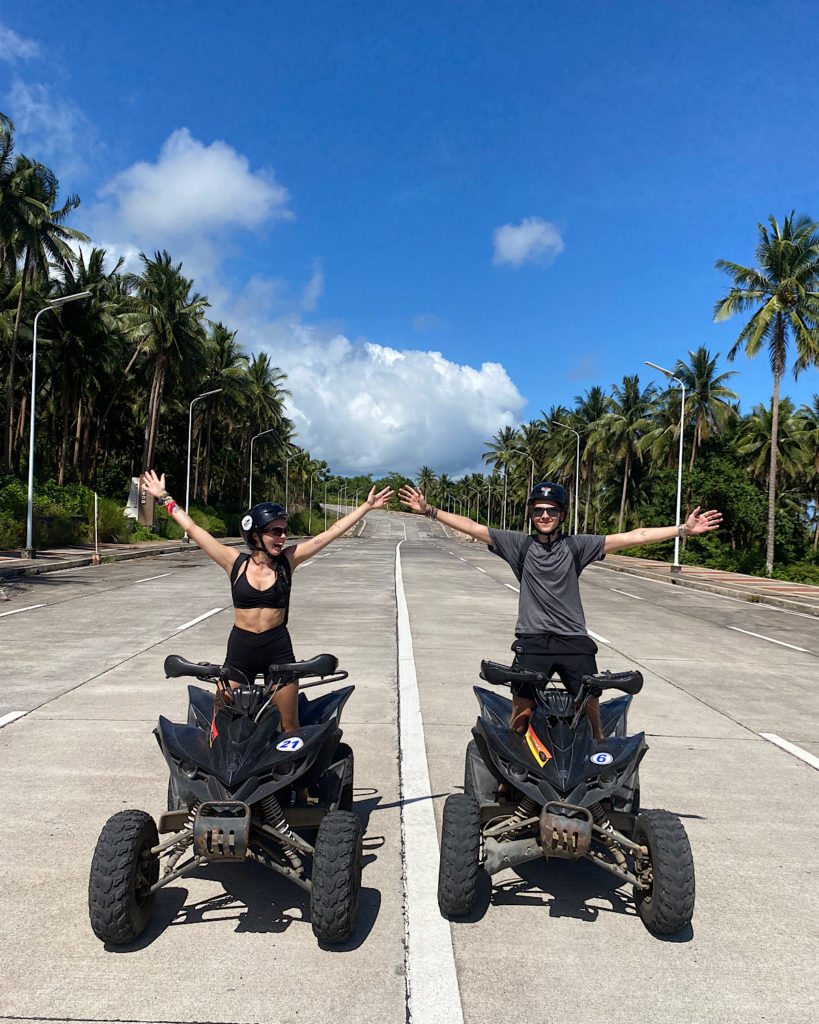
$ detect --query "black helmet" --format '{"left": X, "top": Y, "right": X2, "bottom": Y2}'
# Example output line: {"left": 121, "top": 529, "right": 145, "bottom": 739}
{"left": 527, "top": 481, "right": 568, "bottom": 510}
{"left": 240, "top": 502, "right": 288, "bottom": 549}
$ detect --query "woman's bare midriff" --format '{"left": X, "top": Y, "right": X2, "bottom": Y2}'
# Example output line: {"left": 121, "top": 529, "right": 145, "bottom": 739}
{"left": 233, "top": 607, "right": 287, "bottom": 632}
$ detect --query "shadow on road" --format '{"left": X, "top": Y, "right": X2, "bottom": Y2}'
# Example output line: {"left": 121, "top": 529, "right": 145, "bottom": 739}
{"left": 450, "top": 857, "right": 694, "bottom": 943}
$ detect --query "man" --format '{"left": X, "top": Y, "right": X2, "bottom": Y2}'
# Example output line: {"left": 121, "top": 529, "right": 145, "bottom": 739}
{"left": 399, "top": 481, "right": 723, "bottom": 741}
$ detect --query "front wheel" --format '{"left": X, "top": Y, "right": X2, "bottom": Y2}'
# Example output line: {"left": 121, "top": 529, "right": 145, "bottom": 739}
{"left": 88, "top": 809, "right": 159, "bottom": 944}
{"left": 310, "top": 810, "right": 362, "bottom": 943}
{"left": 438, "top": 793, "right": 481, "bottom": 916}
{"left": 633, "top": 809, "right": 695, "bottom": 935}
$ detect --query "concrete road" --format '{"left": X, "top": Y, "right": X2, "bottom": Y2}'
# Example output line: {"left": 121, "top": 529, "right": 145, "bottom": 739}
{"left": 1, "top": 510, "right": 817, "bottom": 1024}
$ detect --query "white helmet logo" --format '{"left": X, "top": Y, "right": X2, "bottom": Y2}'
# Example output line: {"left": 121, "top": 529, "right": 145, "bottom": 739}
{"left": 241, "top": 514, "right": 253, "bottom": 531}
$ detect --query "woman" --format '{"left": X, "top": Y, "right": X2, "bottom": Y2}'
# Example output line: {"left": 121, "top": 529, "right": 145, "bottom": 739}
{"left": 142, "top": 469, "right": 393, "bottom": 732}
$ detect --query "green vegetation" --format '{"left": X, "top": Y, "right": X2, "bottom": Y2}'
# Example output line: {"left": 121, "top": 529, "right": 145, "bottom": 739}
{"left": 1, "top": 114, "right": 817, "bottom": 581}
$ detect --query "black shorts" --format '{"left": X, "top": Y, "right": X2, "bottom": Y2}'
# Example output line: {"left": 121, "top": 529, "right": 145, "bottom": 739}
{"left": 225, "top": 624, "right": 295, "bottom": 685}
{"left": 510, "top": 633, "right": 598, "bottom": 700}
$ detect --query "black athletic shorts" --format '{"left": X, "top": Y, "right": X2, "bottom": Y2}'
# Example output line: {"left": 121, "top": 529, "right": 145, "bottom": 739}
{"left": 510, "top": 633, "right": 598, "bottom": 700}
{"left": 225, "top": 624, "right": 295, "bottom": 685}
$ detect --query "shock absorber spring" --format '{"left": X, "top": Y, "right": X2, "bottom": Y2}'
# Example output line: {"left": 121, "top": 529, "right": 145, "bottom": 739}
{"left": 184, "top": 801, "right": 200, "bottom": 830}
{"left": 512, "top": 796, "right": 539, "bottom": 823}
{"left": 589, "top": 801, "right": 627, "bottom": 869}
{"left": 261, "top": 793, "right": 303, "bottom": 871}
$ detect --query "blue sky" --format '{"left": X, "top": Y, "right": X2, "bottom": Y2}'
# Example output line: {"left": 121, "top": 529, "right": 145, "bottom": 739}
{"left": 2, "top": 0, "right": 818, "bottom": 476}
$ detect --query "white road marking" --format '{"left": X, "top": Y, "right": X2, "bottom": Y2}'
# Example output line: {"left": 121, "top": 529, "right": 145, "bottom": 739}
{"left": 0, "top": 603, "right": 45, "bottom": 618}
{"left": 727, "top": 626, "right": 809, "bottom": 652}
{"left": 174, "top": 608, "right": 224, "bottom": 632}
{"left": 0, "top": 711, "right": 26, "bottom": 728}
{"left": 504, "top": 583, "right": 520, "bottom": 593}
{"left": 475, "top": 566, "right": 488, "bottom": 574}
{"left": 395, "top": 542, "right": 464, "bottom": 1024}
{"left": 610, "top": 588, "right": 643, "bottom": 600}
{"left": 300, "top": 560, "right": 314, "bottom": 567}
{"left": 587, "top": 629, "right": 611, "bottom": 645}
{"left": 760, "top": 734, "right": 819, "bottom": 770}
{"left": 134, "top": 573, "right": 172, "bottom": 584}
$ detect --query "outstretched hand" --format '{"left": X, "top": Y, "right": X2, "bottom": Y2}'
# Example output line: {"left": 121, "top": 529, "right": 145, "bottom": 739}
{"left": 685, "top": 507, "right": 723, "bottom": 536}
{"left": 398, "top": 485, "right": 428, "bottom": 514}
{"left": 366, "top": 485, "right": 395, "bottom": 509}
{"left": 142, "top": 469, "right": 166, "bottom": 499}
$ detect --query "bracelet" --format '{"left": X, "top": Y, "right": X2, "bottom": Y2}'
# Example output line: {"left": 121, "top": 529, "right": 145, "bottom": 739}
{"left": 677, "top": 523, "right": 685, "bottom": 539}
{"left": 158, "top": 491, "right": 171, "bottom": 505}
{"left": 424, "top": 506, "right": 438, "bottom": 520}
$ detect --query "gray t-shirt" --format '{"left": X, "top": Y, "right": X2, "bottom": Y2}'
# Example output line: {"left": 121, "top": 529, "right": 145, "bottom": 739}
{"left": 488, "top": 529, "right": 606, "bottom": 637}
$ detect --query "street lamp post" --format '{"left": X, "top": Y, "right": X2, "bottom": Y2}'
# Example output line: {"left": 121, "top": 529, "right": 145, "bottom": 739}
{"left": 24, "top": 291, "right": 92, "bottom": 558}
{"left": 554, "top": 422, "right": 580, "bottom": 535}
{"left": 185, "top": 388, "right": 222, "bottom": 537}
{"left": 248, "top": 427, "right": 277, "bottom": 508}
{"left": 510, "top": 448, "right": 535, "bottom": 532}
{"left": 646, "top": 360, "right": 686, "bottom": 571}
{"left": 324, "top": 480, "right": 329, "bottom": 531}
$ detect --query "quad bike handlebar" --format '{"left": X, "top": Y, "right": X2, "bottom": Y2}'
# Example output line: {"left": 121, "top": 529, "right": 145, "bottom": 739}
{"left": 480, "top": 659, "right": 643, "bottom": 696}
{"left": 163, "top": 652, "right": 348, "bottom": 690}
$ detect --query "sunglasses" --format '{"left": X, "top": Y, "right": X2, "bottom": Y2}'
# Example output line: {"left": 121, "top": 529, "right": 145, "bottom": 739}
{"left": 262, "top": 525, "right": 288, "bottom": 537}
{"left": 530, "top": 506, "right": 561, "bottom": 519}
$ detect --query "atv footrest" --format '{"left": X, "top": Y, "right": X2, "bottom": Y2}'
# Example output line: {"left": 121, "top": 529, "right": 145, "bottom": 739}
{"left": 193, "top": 801, "right": 250, "bottom": 860}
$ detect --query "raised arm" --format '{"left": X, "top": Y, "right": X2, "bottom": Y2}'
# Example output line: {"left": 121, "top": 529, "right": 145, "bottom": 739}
{"left": 398, "top": 485, "right": 491, "bottom": 545}
{"left": 141, "top": 470, "right": 239, "bottom": 574}
{"left": 287, "top": 485, "right": 394, "bottom": 569}
{"left": 603, "top": 506, "right": 723, "bottom": 554}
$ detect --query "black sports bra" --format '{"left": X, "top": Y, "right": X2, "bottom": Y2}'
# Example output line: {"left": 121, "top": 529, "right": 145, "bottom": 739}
{"left": 230, "top": 552, "right": 292, "bottom": 621}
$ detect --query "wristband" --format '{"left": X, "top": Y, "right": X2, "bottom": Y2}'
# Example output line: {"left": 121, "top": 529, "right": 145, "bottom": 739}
{"left": 424, "top": 506, "right": 438, "bottom": 520}
{"left": 164, "top": 500, "right": 177, "bottom": 515}
{"left": 677, "top": 523, "right": 685, "bottom": 539}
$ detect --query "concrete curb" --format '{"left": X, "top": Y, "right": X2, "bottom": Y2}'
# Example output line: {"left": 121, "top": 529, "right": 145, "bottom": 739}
{"left": 0, "top": 538, "right": 244, "bottom": 580}
{"left": 593, "top": 560, "right": 819, "bottom": 618}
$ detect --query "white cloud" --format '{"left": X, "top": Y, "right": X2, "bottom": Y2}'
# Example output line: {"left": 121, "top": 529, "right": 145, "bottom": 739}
{"left": 0, "top": 23, "right": 40, "bottom": 62}
{"left": 95, "top": 128, "right": 292, "bottom": 244}
{"left": 492, "top": 217, "right": 564, "bottom": 268}
{"left": 78, "top": 128, "right": 528, "bottom": 478}
{"left": 6, "top": 79, "right": 99, "bottom": 180}
{"left": 301, "top": 260, "right": 324, "bottom": 312}
{"left": 234, "top": 318, "right": 526, "bottom": 477}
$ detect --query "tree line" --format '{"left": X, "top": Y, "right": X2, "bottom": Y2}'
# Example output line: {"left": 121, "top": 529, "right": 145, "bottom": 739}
{"left": 1, "top": 113, "right": 818, "bottom": 576}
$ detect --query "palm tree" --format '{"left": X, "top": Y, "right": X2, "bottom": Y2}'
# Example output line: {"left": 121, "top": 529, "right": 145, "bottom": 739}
{"left": 197, "top": 323, "right": 249, "bottom": 502}
{"left": 574, "top": 386, "right": 607, "bottom": 530}
{"left": 592, "top": 375, "right": 655, "bottom": 532}
{"left": 243, "top": 351, "right": 293, "bottom": 503}
{"left": 737, "top": 399, "right": 808, "bottom": 504}
{"left": 714, "top": 212, "right": 819, "bottom": 572}
{"left": 4, "top": 153, "right": 88, "bottom": 472}
{"left": 674, "top": 347, "right": 738, "bottom": 473}
{"left": 45, "top": 248, "right": 129, "bottom": 484}
{"left": 483, "top": 425, "right": 521, "bottom": 529}
{"left": 125, "top": 251, "right": 209, "bottom": 472}
{"left": 796, "top": 396, "right": 819, "bottom": 549}
{"left": 416, "top": 465, "right": 436, "bottom": 496}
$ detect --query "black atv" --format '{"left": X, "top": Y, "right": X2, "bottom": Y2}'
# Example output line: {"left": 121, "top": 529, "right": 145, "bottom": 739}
{"left": 438, "top": 660, "right": 695, "bottom": 936}
{"left": 88, "top": 653, "right": 361, "bottom": 946}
